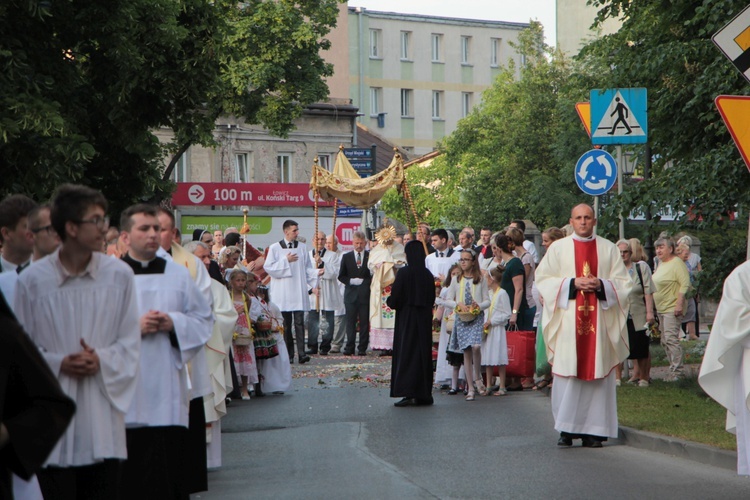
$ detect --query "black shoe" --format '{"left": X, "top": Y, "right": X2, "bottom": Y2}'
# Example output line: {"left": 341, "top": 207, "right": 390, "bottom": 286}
{"left": 394, "top": 398, "right": 417, "bottom": 407}
{"left": 416, "top": 397, "right": 434, "bottom": 406}
{"left": 557, "top": 435, "right": 573, "bottom": 447}
{"left": 448, "top": 388, "right": 458, "bottom": 395}
{"left": 253, "top": 383, "right": 264, "bottom": 398}
{"left": 357, "top": 351, "right": 367, "bottom": 356}
{"left": 581, "top": 436, "right": 603, "bottom": 448}
{"left": 379, "top": 350, "right": 392, "bottom": 357}
{"left": 305, "top": 348, "right": 318, "bottom": 355}
{"left": 342, "top": 350, "right": 354, "bottom": 356}
{"left": 319, "top": 350, "right": 329, "bottom": 356}
{"left": 299, "top": 355, "right": 311, "bottom": 364}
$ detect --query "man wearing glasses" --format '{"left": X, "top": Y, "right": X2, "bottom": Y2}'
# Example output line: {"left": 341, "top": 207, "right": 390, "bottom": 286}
{"left": 15, "top": 184, "right": 141, "bottom": 499}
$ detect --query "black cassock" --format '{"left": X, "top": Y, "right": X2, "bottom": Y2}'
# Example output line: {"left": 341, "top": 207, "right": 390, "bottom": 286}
{"left": 0, "top": 293, "right": 75, "bottom": 499}
{"left": 387, "top": 241, "right": 436, "bottom": 400}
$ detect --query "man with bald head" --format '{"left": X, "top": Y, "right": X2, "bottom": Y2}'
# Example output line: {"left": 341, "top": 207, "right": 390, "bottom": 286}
{"left": 306, "top": 231, "right": 339, "bottom": 355}
{"left": 535, "top": 204, "right": 631, "bottom": 448}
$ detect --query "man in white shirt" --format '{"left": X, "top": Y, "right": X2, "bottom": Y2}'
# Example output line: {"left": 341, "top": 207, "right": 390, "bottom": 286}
{"left": 307, "top": 231, "right": 340, "bottom": 355}
{"left": 15, "top": 184, "right": 141, "bottom": 499}
{"left": 0, "top": 194, "right": 37, "bottom": 273}
{"left": 425, "top": 229, "right": 460, "bottom": 280}
{"left": 119, "top": 204, "right": 212, "bottom": 499}
{"left": 264, "top": 220, "right": 317, "bottom": 363}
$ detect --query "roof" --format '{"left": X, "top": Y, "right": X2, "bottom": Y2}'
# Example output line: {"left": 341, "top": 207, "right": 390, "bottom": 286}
{"left": 355, "top": 123, "right": 411, "bottom": 173}
{"left": 348, "top": 8, "right": 529, "bottom": 31}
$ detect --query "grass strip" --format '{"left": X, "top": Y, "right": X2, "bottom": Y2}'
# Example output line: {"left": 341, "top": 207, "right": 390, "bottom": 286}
{"left": 617, "top": 376, "right": 736, "bottom": 451}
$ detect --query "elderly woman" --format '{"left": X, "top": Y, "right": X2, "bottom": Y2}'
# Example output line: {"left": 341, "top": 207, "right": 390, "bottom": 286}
{"left": 652, "top": 237, "right": 691, "bottom": 381}
{"left": 616, "top": 239, "right": 656, "bottom": 387}
{"left": 219, "top": 245, "right": 242, "bottom": 280}
{"left": 676, "top": 237, "right": 700, "bottom": 340}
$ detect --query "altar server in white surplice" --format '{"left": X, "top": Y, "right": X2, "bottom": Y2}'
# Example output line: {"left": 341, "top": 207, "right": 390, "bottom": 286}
{"left": 263, "top": 219, "right": 317, "bottom": 363}
{"left": 699, "top": 260, "right": 750, "bottom": 475}
{"left": 307, "top": 231, "right": 342, "bottom": 355}
{"left": 535, "top": 204, "right": 631, "bottom": 449}
{"left": 14, "top": 185, "right": 141, "bottom": 500}
{"left": 119, "top": 204, "right": 213, "bottom": 500}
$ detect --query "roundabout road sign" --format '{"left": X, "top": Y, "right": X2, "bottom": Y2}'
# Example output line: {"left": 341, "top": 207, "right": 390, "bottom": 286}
{"left": 575, "top": 149, "right": 617, "bottom": 196}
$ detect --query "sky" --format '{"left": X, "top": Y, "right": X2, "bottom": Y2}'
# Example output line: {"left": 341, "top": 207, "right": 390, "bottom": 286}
{"left": 349, "top": 0, "right": 557, "bottom": 46}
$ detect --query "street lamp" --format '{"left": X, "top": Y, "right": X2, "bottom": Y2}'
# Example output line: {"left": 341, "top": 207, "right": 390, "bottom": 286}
{"left": 617, "top": 147, "right": 640, "bottom": 240}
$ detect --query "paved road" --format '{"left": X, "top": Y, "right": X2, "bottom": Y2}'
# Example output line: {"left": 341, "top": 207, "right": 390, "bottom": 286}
{"left": 193, "top": 353, "right": 749, "bottom": 499}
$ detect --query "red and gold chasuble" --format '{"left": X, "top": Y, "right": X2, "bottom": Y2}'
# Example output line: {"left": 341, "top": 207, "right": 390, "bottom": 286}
{"left": 574, "top": 239, "right": 598, "bottom": 381}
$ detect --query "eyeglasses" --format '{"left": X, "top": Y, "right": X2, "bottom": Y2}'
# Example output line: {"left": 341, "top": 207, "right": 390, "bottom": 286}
{"left": 31, "top": 224, "right": 55, "bottom": 235}
{"left": 75, "top": 215, "right": 110, "bottom": 230}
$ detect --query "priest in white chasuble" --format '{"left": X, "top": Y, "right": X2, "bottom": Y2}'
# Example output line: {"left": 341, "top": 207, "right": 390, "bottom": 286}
{"left": 264, "top": 219, "right": 318, "bottom": 363}
{"left": 119, "top": 204, "right": 213, "bottom": 500}
{"left": 536, "top": 204, "right": 631, "bottom": 448}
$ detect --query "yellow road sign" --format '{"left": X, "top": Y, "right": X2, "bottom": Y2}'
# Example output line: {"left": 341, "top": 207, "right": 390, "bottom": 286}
{"left": 716, "top": 95, "right": 750, "bottom": 171}
{"left": 575, "top": 102, "right": 591, "bottom": 138}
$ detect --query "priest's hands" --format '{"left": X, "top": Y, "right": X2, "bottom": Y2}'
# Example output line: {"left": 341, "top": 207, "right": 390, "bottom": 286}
{"left": 140, "top": 310, "right": 174, "bottom": 335}
{"left": 61, "top": 339, "right": 100, "bottom": 378}
{"left": 286, "top": 252, "right": 299, "bottom": 263}
{"left": 574, "top": 277, "right": 601, "bottom": 293}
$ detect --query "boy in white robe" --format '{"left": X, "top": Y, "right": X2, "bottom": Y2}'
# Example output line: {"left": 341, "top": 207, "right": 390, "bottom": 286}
{"left": 119, "top": 204, "right": 213, "bottom": 499}
{"left": 15, "top": 184, "right": 141, "bottom": 499}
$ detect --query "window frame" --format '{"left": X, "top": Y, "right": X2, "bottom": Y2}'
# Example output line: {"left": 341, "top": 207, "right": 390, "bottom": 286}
{"left": 278, "top": 153, "right": 292, "bottom": 183}
{"left": 172, "top": 150, "right": 189, "bottom": 182}
{"left": 431, "top": 33, "right": 443, "bottom": 62}
{"left": 370, "top": 87, "right": 382, "bottom": 116}
{"left": 400, "top": 88, "right": 413, "bottom": 118}
{"left": 461, "top": 36, "right": 471, "bottom": 65}
{"left": 461, "top": 92, "right": 472, "bottom": 118}
{"left": 369, "top": 28, "right": 382, "bottom": 59}
{"left": 490, "top": 38, "right": 501, "bottom": 67}
{"left": 234, "top": 152, "right": 250, "bottom": 183}
{"left": 400, "top": 31, "right": 411, "bottom": 61}
{"left": 432, "top": 90, "right": 443, "bottom": 120}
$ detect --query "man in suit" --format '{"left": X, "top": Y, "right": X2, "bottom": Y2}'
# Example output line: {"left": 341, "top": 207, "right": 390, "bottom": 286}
{"left": 338, "top": 231, "right": 372, "bottom": 356}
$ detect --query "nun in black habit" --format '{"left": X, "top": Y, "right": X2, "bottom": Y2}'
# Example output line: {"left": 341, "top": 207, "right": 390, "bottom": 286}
{"left": 387, "top": 240, "right": 436, "bottom": 407}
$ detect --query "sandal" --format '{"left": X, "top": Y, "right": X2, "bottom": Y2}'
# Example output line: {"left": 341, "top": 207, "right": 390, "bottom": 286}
{"left": 448, "top": 388, "right": 458, "bottom": 395}
{"left": 465, "top": 393, "right": 475, "bottom": 401}
{"left": 475, "top": 380, "right": 488, "bottom": 397}
{"left": 532, "top": 379, "right": 551, "bottom": 391}
{"left": 493, "top": 388, "right": 507, "bottom": 396}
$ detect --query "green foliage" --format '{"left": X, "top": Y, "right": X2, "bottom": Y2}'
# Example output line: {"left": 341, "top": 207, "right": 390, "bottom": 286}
{"left": 0, "top": 0, "right": 340, "bottom": 215}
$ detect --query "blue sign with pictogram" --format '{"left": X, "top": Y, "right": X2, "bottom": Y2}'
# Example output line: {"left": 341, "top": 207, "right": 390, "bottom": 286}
{"left": 575, "top": 150, "right": 618, "bottom": 196}
{"left": 590, "top": 88, "right": 648, "bottom": 145}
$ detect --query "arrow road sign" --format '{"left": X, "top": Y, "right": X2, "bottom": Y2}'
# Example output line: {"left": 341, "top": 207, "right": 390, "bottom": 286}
{"left": 575, "top": 149, "right": 618, "bottom": 196}
{"left": 591, "top": 88, "right": 648, "bottom": 145}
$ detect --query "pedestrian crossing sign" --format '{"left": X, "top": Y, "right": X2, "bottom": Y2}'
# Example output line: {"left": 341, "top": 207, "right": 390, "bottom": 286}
{"left": 590, "top": 88, "right": 648, "bottom": 145}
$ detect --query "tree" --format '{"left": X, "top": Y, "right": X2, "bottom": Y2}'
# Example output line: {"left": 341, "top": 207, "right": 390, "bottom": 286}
{"left": 581, "top": 0, "right": 750, "bottom": 298}
{"left": 0, "top": 0, "right": 340, "bottom": 215}
{"left": 383, "top": 21, "right": 592, "bottom": 233}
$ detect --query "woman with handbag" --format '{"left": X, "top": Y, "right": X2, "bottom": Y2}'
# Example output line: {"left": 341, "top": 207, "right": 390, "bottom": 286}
{"left": 445, "top": 249, "right": 490, "bottom": 401}
{"left": 228, "top": 269, "right": 259, "bottom": 400}
{"left": 616, "top": 240, "right": 656, "bottom": 387}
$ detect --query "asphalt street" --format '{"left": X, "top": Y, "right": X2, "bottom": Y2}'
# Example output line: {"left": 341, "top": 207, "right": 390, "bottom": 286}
{"left": 193, "top": 353, "right": 749, "bottom": 499}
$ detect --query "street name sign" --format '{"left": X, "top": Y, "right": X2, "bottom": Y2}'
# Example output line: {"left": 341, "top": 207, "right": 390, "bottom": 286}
{"left": 715, "top": 95, "right": 750, "bottom": 171}
{"left": 575, "top": 149, "right": 618, "bottom": 196}
{"left": 590, "top": 88, "right": 648, "bottom": 145}
{"left": 713, "top": 4, "right": 750, "bottom": 84}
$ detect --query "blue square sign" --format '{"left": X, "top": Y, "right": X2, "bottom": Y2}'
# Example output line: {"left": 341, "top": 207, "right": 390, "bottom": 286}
{"left": 590, "top": 88, "right": 648, "bottom": 145}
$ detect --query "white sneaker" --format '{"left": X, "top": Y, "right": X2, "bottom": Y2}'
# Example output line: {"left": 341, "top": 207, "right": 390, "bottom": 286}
{"left": 638, "top": 379, "right": 649, "bottom": 387}
{"left": 615, "top": 379, "right": 622, "bottom": 387}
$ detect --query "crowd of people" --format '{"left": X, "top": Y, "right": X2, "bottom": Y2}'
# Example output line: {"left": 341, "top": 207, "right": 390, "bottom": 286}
{"left": 4, "top": 180, "right": 732, "bottom": 499}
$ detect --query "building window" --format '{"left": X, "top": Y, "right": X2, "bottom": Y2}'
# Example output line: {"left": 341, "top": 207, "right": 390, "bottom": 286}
{"left": 318, "top": 154, "right": 332, "bottom": 172}
{"left": 400, "top": 31, "right": 411, "bottom": 60}
{"left": 432, "top": 91, "right": 443, "bottom": 119}
{"left": 370, "top": 87, "right": 382, "bottom": 115}
{"left": 369, "top": 29, "right": 382, "bottom": 58}
{"left": 461, "top": 36, "right": 471, "bottom": 64}
{"left": 491, "top": 38, "right": 501, "bottom": 66}
{"left": 400, "top": 89, "right": 413, "bottom": 117}
{"left": 234, "top": 152, "right": 250, "bottom": 183}
{"left": 172, "top": 150, "right": 189, "bottom": 182}
{"left": 278, "top": 153, "right": 292, "bottom": 183}
{"left": 461, "top": 92, "right": 473, "bottom": 118}
{"left": 431, "top": 33, "right": 442, "bottom": 62}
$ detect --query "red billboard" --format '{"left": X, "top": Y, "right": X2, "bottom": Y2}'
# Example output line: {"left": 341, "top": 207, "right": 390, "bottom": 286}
{"left": 172, "top": 182, "right": 335, "bottom": 207}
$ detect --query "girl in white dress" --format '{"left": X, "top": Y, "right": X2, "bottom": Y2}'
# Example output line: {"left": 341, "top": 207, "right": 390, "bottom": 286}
{"left": 482, "top": 266, "right": 512, "bottom": 395}
{"left": 252, "top": 284, "right": 292, "bottom": 394}
{"left": 435, "top": 264, "right": 465, "bottom": 391}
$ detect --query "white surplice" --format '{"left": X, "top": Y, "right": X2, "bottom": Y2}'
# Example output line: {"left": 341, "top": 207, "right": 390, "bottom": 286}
{"left": 14, "top": 250, "right": 141, "bottom": 466}
{"left": 425, "top": 250, "right": 460, "bottom": 279}
{"left": 264, "top": 240, "right": 317, "bottom": 312}
{"left": 126, "top": 259, "right": 213, "bottom": 428}
{"left": 312, "top": 249, "right": 342, "bottom": 312}
{"left": 699, "top": 260, "right": 750, "bottom": 475}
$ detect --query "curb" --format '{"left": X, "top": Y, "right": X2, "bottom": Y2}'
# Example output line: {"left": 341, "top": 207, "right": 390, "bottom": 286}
{"left": 617, "top": 426, "right": 737, "bottom": 472}
{"left": 538, "top": 383, "right": 737, "bottom": 472}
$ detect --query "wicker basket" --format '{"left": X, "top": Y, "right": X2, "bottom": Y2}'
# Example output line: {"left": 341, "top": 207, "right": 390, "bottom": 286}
{"left": 234, "top": 335, "right": 253, "bottom": 346}
{"left": 256, "top": 320, "right": 273, "bottom": 331}
{"left": 457, "top": 311, "right": 479, "bottom": 322}
{"left": 445, "top": 318, "right": 455, "bottom": 332}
